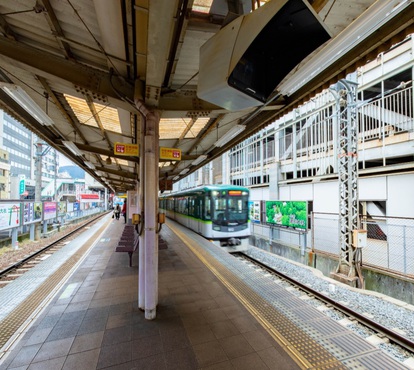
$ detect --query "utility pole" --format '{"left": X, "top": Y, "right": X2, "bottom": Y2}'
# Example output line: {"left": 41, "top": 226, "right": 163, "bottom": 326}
{"left": 330, "top": 78, "right": 365, "bottom": 289}
{"left": 34, "top": 142, "right": 52, "bottom": 240}
{"left": 34, "top": 142, "right": 43, "bottom": 240}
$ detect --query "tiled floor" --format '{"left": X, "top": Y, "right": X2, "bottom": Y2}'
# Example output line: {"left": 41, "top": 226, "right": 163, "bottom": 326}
{"left": 0, "top": 218, "right": 300, "bottom": 370}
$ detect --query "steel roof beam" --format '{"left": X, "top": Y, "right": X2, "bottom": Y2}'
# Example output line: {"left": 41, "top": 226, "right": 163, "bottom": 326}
{"left": 0, "top": 37, "right": 136, "bottom": 111}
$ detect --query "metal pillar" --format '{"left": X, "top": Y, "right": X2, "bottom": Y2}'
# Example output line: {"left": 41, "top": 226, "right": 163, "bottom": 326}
{"left": 34, "top": 143, "right": 43, "bottom": 240}
{"left": 331, "top": 79, "right": 364, "bottom": 288}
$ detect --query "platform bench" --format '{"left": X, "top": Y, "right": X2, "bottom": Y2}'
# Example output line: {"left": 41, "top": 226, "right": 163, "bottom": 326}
{"left": 115, "top": 226, "right": 139, "bottom": 266}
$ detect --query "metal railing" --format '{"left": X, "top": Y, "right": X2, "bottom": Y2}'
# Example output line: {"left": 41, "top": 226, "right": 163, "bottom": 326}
{"left": 311, "top": 212, "right": 414, "bottom": 277}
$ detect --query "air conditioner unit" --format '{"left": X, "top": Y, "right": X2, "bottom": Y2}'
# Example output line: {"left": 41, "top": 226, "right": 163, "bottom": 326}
{"left": 197, "top": 0, "right": 331, "bottom": 111}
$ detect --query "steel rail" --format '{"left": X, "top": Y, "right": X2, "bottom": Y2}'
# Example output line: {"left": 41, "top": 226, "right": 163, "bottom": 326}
{"left": 0, "top": 213, "right": 108, "bottom": 279}
{"left": 235, "top": 252, "right": 414, "bottom": 355}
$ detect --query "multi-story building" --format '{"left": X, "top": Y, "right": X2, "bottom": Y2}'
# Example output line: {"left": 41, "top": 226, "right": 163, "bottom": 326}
{"left": 0, "top": 110, "right": 60, "bottom": 199}
{"left": 0, "top": 148, "right": 10, "bottom": 199}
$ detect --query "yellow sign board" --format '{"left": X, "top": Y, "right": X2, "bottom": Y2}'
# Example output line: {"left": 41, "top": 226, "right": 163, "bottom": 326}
{"left": 114, "top": 142, "right": 139, "bottom": 156}
{"left": 160, "top": 147, "right": 181, "bottom": 160}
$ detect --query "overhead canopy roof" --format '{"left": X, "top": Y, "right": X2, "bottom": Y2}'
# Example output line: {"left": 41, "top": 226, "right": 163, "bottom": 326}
{"left": 0, "top": 0, "right": 413, "bottom": 193}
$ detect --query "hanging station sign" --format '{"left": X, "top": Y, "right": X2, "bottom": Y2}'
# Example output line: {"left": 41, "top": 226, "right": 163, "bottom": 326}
{"left": 114, "top": 142, "right": 139, "bottom": 156}
{"left": 160, "top": 147, "right": 181, "bottom": 160}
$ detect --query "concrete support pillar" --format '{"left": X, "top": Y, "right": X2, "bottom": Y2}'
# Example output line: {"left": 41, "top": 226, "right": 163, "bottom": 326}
{"left": 138, "top": 116, "right": 145, "bottom": 311}
{"left": 11, "top": 228, "right": 18, "bottom": 249}
{"left": 144, "top": 111, "right": 159, "bottom": 320}
{"left": 29, "top": 223, "right": 35, "bottom": 240}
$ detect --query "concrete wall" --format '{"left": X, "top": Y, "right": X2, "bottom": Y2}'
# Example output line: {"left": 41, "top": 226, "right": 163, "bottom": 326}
{"left": 251, "top": 235, "right": 414, "bottom": 305}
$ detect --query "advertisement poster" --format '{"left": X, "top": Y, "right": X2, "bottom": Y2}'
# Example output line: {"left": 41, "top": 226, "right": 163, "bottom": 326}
{"left": 0, "top": 203, "right": 21, "bottom": 231}
{"left": 23, "top": 203, "right": 33, "bottom": 225}
{"left": 23, "top": 202, "right": 33, "bottom": 225}
{"left": 265, "top": 200, "right": 308, "bottom": 230}
{"left": 34, "top": 202, "right": 42, "bottom": 221}
{"left": 23, "top": 202, "right": 42, "bottom": 225}
{"left": 58, "top": 201, "right": 67, "bottom": 216}
{"left": 43, "top": 202, "right": 57, "bottom": 221}
{"left": 249, "top": 201, "right": 261, "bottom": 223}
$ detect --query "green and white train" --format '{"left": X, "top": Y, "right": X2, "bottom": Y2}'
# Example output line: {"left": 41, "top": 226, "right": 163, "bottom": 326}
{"left": 159, "top": 185, "right": 250, "bottom": 246}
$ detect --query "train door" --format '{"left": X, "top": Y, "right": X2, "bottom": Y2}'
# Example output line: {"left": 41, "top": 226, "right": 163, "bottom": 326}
{"left": 196, "top": 195, "right": 203, "bottom": 234}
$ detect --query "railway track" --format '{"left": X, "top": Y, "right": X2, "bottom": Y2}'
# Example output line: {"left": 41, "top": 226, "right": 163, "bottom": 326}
{"left": 233, "top": 251, "right": 414, "bottom": 363}
{"left": 0, "top": 213, "right": 106, "bottom": 287}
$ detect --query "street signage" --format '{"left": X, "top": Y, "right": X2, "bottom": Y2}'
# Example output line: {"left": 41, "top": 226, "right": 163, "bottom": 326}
{"left": 19, "top": 178, "right": 25, "bottom": 195}
{"left": 114, "top": 142, "right": 139, "bottom": 156}
{"left": 160, "top": 147, "right": 181, "bottom": 160}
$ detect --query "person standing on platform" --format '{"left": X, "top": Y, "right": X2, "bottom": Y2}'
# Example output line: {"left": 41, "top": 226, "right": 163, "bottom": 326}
{"left": 122, "top": 201, "right": 127, "bottom": 224}
{"left": 114, "top": 203, "right": 121, "bottom": 220}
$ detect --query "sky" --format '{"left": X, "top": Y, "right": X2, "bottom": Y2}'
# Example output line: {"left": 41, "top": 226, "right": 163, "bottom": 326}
{"left": 58, "top": 152, "right": 76, "bottom": 167}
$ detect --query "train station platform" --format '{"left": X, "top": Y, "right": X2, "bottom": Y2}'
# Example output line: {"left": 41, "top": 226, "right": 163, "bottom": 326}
{"left": 0, "top": 214, "right": 408, "bottom": 369}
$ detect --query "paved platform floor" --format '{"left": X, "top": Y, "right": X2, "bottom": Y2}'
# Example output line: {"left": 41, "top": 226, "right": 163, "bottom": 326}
{"left": 0, "top": 216, "right": 300, "bottom": 370}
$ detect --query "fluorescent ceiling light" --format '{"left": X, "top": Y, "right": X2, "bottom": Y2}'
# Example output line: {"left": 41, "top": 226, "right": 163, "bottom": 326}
{"left": 173, "top": 176, "right": 179, "bottom": 181}
{"left": 278, "top": 0, "right": 411, "bottom": 96}
{"left": 84, "top": 161, "right": 95, "bottom": 169}
{"left": 62, "top": 141, "right": 83, "bottom": 156}
{"left": 179, "top": 168, "right": 190, "bottom": 175}
{"left": 0, "top": 84, "right": 54, "bottom": 126}
{"left": 95, "top": 170, "right": 103, "bottom": 177}
{"left": 191, "top": 155, "right": 208, "bottom": 166}
{"left": 214, "top": 125, "right": 245, "bottom": 147}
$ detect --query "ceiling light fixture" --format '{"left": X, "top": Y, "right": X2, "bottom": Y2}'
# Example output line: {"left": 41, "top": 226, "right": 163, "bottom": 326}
{"left": 278, "top": 0, "right": 411, "bottom": 96}
{"left": 62, "top": 141, "right": 83, "bottom": 156}
{"left": 179, "top": 168, "right": 190, "bottom": 175}
{"left": 191, "top": 155, "right": 208, "bottom": 166}
{"left": 0, "top": 84, "right": 54, "bottom": 126}
{"left": 84, "top": 161, "right": 95, "bottom": 169}
{"left": 105, "top": 157, "right": 112, "bottom": 165}
{"left": 214, "top": 125, "right": 245, "bottom": 147}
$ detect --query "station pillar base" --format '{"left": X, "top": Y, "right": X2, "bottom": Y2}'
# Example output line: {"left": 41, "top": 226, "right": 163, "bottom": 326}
{"left": 330, "top": 272, "right": 359, "bottom": 288}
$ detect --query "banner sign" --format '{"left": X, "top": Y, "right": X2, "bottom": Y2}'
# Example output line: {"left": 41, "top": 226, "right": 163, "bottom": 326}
{"left": 34, "top": 202, "right": 42, "bottom": 221}
{"left": 249, "top": 201, "right": 261, "bottom": 223}
{"left": 265, "top": 200, "right": 308, "bottom": 230}
{"left": 23, "top": 202, "right": 41, "bottom": 225}
{"left": 0, "top": 203, "right": 21, "bottom": 231}
{"left": 43, "top": 202, "right": 57, "bottom": 221}
{"left": 19, "top": 177, "right": 25, "bottom": 195}
{"left": 58, "top": 201, "right": 67, "bottom": 216}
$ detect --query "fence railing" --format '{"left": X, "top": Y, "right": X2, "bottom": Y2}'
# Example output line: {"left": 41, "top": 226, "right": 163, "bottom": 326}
{"left": 252, "top": 212, "right": 414, "bottom": 277}
{"left": 311, "top": 212, "right": 414, "bottom": 277}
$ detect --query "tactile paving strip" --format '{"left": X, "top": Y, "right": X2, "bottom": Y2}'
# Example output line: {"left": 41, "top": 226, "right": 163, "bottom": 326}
{"left": 0, "top": 220, "right": 110, "bottom": 353}
{"left": 169, "top": 221, "right": 407, "bottom": 369}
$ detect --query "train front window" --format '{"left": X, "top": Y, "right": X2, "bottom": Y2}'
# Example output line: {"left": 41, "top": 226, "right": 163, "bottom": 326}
{"left": 211, "top": 189, "right": 249, "bottom": 225}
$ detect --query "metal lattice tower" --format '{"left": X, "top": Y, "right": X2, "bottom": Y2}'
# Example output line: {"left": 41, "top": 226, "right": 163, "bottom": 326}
{"left": 331, "top": 79, "right": 364, "bottom": 287}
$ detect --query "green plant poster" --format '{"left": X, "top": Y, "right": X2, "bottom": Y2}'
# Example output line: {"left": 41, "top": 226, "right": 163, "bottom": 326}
{"left": 265, "top": 201, "right": 308, "bottom": 230}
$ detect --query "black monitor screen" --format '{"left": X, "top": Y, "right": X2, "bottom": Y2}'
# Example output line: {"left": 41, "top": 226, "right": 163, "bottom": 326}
{"left": 228, "top": 0, "right": 331, "bottom": 102}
